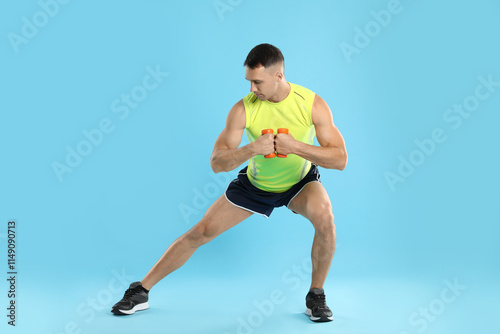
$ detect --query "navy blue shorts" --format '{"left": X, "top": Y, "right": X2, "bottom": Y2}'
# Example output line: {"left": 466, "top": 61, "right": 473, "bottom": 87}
{"left": 224, "top": 164, "right": 321, "bottom": 218}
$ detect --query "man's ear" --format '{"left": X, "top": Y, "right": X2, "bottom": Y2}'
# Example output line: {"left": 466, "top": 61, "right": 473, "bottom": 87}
{"left": 275, "top": 69, "right": 284, "bottom": 81}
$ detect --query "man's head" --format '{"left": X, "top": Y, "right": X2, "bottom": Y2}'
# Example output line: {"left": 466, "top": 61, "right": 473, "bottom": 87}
{"left": 244, "top": 44, "right": 286, "bottom": 101}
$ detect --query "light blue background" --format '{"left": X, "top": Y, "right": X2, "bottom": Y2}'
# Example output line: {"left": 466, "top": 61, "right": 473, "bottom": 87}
{"left": 1, "top": 0, "right": 499, "bottom": 333}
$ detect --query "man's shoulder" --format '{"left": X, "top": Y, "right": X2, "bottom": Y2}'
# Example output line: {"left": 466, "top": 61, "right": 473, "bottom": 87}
{"left": 289, "top": 83, "right": 316, "bottom": 111}
{"left": 289, "top": 83, "right": 316, "bottom": 102}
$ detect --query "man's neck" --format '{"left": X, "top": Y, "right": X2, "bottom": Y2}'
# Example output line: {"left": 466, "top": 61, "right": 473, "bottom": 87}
{"left": 268, "top": 81, "right": 291, "bottom": 103}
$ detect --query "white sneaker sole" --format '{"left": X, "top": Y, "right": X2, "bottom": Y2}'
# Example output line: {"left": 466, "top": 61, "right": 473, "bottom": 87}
{"left": 117, "top": 302, "right": 150, "bottom": 315}
{"left": 305, "top": 308, "right": 333, "bottom": 322}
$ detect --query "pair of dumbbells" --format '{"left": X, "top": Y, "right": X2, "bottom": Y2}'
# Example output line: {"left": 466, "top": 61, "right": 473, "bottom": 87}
{"left": 261, "top": 128, "right": 288, "bottom": 158}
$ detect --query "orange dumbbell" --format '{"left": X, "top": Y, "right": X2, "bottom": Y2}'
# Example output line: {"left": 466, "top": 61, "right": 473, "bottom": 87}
{"left": 261, "top": 129, "right": 276, "bottom": 158}
{"left": 276, "top": 128, "right": 288, "bottom": 158}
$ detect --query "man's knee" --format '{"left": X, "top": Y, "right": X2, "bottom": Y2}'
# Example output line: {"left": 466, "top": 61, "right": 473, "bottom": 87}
{"left": 311, "top": 204, "right": 336, "bottom": 239}
{"left": 185, "top": 220, "right": 216, "bottom": 247}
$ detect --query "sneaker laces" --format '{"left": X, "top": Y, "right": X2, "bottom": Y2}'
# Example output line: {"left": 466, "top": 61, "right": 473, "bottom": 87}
{"left": 312, "top": 293, "right": 327, "bottom": 309}
{"left": 123, "top": 286, "right": 140, "bottom": 298}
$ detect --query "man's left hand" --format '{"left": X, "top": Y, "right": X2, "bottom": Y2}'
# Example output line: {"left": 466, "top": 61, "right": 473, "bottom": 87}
{"left": 274, "top": 132, "right": 297, "bottom": 156}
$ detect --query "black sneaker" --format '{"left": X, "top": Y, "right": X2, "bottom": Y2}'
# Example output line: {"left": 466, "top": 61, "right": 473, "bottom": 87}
{"left": 305, "top": 288, "right": 333, "bottom": 322}
{"left": 111, "top": 281, "right": 149, "bottom": 315}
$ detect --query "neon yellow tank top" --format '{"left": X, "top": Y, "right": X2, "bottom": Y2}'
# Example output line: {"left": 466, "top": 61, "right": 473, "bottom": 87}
{"left": 243, "top": 82, "right": 316, "bottom": 193}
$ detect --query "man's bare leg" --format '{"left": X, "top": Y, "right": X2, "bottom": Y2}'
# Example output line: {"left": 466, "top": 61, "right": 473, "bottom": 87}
{"left": 141, "top": 195, "right": 253, "bottom": 290}
{"left": 288, "top": 181, "right": 336, "bottom": 289}
{"left": 288, "top": 181, "right": 336, "bottom": 322}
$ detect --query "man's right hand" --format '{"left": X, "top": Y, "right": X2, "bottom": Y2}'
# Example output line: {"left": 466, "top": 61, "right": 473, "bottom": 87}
{"left": 253, "top": 132, "right": 276, "bottom": 157}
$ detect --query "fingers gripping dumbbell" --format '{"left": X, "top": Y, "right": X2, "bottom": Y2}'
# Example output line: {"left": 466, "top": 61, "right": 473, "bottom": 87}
{"left": 276, "top": 128, "right": 288, "bottom": 158}
{"left": 261, "top": 129, "right": 276, "bottom": 158}
{"left": 261, "top": 128, "right": 289, "bottom": 158}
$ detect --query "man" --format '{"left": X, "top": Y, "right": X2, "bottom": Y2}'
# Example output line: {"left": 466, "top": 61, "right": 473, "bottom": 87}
{"left": 111, "top": 43, "right": 347, "bottom": 322}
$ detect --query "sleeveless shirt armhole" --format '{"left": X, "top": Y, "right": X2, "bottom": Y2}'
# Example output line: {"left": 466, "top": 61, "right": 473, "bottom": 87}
{"left": 243, "top": 95, "right": 251, "bottom": 129}
{"left": 308, "top": 92, "right": 316, "bottom": 127}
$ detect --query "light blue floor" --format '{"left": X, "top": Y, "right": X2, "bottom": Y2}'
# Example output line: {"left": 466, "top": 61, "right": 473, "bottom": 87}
{"left": 8, "top": 273, "right": 499, "bottom": 334}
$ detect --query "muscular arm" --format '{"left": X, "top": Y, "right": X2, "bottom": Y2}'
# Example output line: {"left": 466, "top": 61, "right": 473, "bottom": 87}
{"left": 275, "top": 95, "right": 348, "bottom": 170}
{"left": 210, "top": 100, "right": 275, "bottom": 173}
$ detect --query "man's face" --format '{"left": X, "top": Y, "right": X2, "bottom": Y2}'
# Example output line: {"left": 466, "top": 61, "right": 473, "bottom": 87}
{"left": 245, "top": 65, "right": 281, "bottom": 101}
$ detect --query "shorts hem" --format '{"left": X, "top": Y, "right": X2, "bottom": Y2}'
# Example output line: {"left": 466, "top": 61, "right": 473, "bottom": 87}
{"left": 285, "top": 177, "right": 321, "bottom": 209}
{"left": 224, "top": 186, "right": 270, "bottom": 218}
